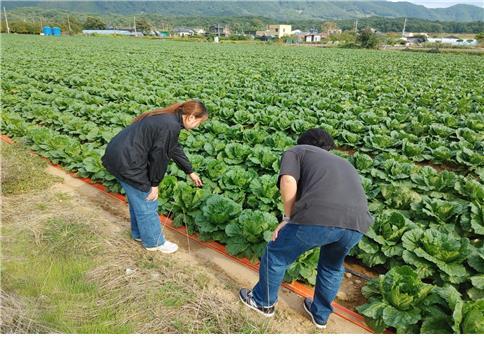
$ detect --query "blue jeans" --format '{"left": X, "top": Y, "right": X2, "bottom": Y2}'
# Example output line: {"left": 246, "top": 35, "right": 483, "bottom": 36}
{"left": 252, "top": 223, "right": 363, "bottom": 323}
{"left": 118, "top": 179, "right": 165, "bottom": 248}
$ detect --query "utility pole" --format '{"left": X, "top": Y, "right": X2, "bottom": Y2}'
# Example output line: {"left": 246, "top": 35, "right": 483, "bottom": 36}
{"left": 133, "top": 16, "right": 137, "bottom": 34}
{"left": 401, "top": 17, "right": 407, "bottom": 38}
{"left": 3, "top": 7, "right": 10, "bottom": 34}
{"left": 67, "top": 15, "right": 72, "bottom": 35}
{"left": 354, "top": 19, "right": 358, "bottom": 33}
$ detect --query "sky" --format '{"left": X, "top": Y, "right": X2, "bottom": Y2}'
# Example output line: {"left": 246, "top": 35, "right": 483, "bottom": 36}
{"left": 389, "top": 0, "right": 484, "bottom": 8}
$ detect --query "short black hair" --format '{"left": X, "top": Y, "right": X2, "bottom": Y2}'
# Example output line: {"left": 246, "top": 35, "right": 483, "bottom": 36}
{"left": 297, "top": 128, "right": 335, "bottom": 151}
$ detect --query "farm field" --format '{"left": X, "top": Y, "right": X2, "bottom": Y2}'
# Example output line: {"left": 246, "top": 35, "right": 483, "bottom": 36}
{"left": 1, "top": 34, "right": 483, "bottom": 333}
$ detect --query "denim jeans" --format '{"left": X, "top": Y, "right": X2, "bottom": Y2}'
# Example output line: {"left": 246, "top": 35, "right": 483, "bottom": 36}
{"left": 252, "top": 223, "right": 363, "bottom": 323}
{"left": 118, "top": 179, "right": 165, "bottom": 248}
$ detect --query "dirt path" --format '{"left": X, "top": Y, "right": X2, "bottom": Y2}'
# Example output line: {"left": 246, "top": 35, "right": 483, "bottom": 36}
{"left": 44, "top": 165, "right": 368, "bottom": 334}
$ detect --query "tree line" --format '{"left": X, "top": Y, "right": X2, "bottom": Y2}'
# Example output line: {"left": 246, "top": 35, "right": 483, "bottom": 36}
{"left": 333, "top": 16, "right": 483, "bottom": 34}
{"left": 1, "top": 11, "right": 482, "bottom": 35}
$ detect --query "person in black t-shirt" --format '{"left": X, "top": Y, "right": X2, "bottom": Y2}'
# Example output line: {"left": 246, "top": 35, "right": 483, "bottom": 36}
{"left": 239, "top": 128, "right": 373, "bottom": 328}
{"left": 102, "top": 100, "right": 208, "bottom": 254}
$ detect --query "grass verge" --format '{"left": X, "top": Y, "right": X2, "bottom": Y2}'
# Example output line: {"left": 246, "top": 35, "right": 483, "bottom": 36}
{"left": 1, "top": 141, "right": 62, "bottom": 195}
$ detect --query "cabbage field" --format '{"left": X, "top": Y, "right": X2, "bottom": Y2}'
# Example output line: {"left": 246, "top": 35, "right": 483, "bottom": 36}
{"left": 1, "top": 35, "right": 483, "bottom": 333}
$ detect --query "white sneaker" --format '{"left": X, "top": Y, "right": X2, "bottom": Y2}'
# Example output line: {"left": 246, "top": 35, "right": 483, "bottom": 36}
{"left": 146, "top": 240, "right": 178, "bottom": 254}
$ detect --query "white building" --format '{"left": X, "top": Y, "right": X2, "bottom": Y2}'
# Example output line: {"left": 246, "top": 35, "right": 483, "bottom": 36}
{"left": 82, "top": 29, "right": 143, "bottom": 37}
{"left": 173, "top": 27, "right": 195, "bottom": 37}
{"left": 268, "top": 24, "right": 292, "bottom": 38}
{"left": 305, "top": 34, "right": 321, "bottom": 43}
{"left": 405, "top": 32, "right": 429, "bottom": 38}
{"left": 193, "top": 28, "right": 206, "bottom": 35}
{"left": 427, "top": 37, "right": 478, "bottom": 46}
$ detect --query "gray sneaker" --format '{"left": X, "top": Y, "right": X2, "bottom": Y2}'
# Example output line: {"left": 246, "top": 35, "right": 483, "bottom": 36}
{"left": 239, "top": 288, "right": 275, "bottom": 317}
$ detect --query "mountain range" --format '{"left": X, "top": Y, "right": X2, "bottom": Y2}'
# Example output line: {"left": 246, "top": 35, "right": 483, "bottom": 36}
{"left": 4, "top": 1, "right": 484, "bottom": 22}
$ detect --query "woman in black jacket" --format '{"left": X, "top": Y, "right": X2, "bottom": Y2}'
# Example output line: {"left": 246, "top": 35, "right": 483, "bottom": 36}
{"left": 102, "top": 100, "right": 208, "bottom": 253}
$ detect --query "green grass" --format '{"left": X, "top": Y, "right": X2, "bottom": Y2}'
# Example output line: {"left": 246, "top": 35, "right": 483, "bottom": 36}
{"left": 1, "top": 218, "right": 133, "bottom": 333}
{"left": 0, "top": 142, "right": 129, "bottom": 331}
{"left": 158, "top": 281, "right": 195, "bottom": 308}
{"left": 1, "top": 212, "right": 274, "bottom": 333}
{"left": 1, "top": 142, "right": 62, "bottom": 195}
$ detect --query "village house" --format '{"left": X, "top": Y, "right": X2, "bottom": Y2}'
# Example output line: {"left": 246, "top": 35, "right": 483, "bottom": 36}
{"left": 268, "top": 24, "right": 292, "bottom": 38}
{"left": 255, "top": 29, "right": 274, "bottom": 38}
{"left": 209, "top": 25, "right": 231, "bottom": 36}
{"left": 256, "top": 24, "right": 292, "bottom": 39}
{"left": 320, "top": 28, "right": 342, "bottom": 38}
{"left": 173, "top": 27, "right": 195, "bottom": 37}
{"left": 304, "top": 34, "right": 322, "bottom": 43}
{"left": 193, "top": 28, "right": 206, "bottom": 35}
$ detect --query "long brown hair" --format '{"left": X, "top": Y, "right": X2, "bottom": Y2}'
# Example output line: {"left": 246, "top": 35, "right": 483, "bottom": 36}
{"left": 132, "top": 100, "right": 208, "bottom": 124}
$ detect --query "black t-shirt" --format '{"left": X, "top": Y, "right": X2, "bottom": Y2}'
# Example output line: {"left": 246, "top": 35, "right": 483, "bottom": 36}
{"left": 278, "top": 145, "right": 373, "bottom": 233}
